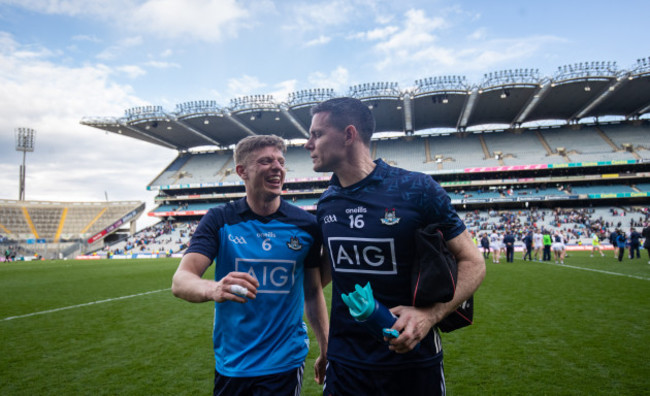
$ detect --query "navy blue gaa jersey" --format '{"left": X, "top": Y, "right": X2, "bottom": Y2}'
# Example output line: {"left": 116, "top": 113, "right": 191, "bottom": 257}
{"left": 317, "top": 159, "right": 465, "bottom": 369}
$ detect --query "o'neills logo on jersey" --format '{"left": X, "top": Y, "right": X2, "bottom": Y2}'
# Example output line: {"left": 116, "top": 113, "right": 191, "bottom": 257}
{"left": 235, "top": 258, "right": 296, "bottom": 293}
{"left": 328, "top": 237, "right": 397, "bottom": 275}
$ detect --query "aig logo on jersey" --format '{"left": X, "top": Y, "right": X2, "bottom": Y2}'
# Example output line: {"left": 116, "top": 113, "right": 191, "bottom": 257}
{"left": 235, "top": 258, "right": 296, "bottom": 294}
{"left": 328, "top": 237, "right": 397, "bottom": 275}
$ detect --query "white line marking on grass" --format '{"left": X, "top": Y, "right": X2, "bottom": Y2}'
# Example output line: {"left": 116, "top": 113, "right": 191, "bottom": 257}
{"left": 2, "top": 288, "right": 170, "bottom": 322}
{"left": 540, "top": 261, "right": 650, "bottom": 281}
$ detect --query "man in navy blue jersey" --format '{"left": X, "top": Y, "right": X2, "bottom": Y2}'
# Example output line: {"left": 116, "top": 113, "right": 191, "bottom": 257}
{"left": 172, "top": 135, "right": 329, "bottom": 395}
{"left": 305, "top": 97, "right": 486, "bottom": 396}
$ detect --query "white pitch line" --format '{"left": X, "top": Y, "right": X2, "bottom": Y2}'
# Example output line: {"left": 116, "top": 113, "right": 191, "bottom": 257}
{"left": 538, "top": 260, "right": 650, "bottom": 281}
{"left": 2, "top": 288, "right": 170, "bottom": 322}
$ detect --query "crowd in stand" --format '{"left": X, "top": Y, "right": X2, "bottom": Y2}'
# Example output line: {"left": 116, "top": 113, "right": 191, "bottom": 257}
{"left": 465, "top": 206, "right": 650, "bottom": 264}
{"left": 101, "top": 220, "right": 199, "bottom": 256}
{"left": 3, "top": 206, "right": 647, "bottom": 262}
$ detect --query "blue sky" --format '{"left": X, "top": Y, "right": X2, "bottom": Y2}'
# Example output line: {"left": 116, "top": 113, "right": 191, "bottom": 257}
{"left": 0, "top": 0, "right": 647, "bottom": 228}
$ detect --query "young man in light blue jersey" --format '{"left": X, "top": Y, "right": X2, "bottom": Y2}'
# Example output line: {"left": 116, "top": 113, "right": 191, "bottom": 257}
{"left": 172, "top": 135, "right": 329, "bottom": 395}
{"left": 305, "top": 97, "right": 485, "bottom": 395}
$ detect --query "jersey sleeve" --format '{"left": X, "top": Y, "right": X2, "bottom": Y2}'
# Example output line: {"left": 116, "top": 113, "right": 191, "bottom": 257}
{"left": 184, "top": 208, "right": 223, "bottom": 261}
{"left": 421, "top": 176, "right": 466, "bottom": 240}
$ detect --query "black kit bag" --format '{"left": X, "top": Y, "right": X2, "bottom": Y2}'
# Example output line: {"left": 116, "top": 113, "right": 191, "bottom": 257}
{"left": 412, "top": 224, "right": 474, "bottom": 332}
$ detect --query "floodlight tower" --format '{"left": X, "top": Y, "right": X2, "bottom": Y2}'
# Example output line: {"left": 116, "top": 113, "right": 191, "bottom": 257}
{"left": 15, "top": 127, "right": 35, "bottom": 201}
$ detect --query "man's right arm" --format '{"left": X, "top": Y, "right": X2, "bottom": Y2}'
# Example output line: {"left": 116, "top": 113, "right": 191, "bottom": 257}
{"left": 171, "top": 252, "right": 259, "bottom": 303}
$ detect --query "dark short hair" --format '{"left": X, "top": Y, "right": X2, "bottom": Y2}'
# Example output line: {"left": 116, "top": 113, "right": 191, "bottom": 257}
{"left": 234, "top": 134, "right": 286, "bottom": 166}
{"left": 310, "top": 97, "right": 375, "bottom": 145}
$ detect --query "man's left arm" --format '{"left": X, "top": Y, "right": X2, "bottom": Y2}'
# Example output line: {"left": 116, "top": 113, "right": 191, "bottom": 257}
{"left": 389, "top": 229, "right": 486, "bottom": 353}
{"left": 304, "top": 267, "right": 329, "bottom": 384}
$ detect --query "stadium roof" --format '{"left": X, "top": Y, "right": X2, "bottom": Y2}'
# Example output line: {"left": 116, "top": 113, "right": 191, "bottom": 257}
{"left": 81, "top": 58, "right": 650, "bottom": 151}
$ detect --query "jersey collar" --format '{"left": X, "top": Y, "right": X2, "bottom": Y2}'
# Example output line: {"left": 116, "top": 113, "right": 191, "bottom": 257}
{"left": 329, "top": 158, "right": 388, "bottom": 190}
{"left": 233, "top": 196, "right": 288, "bottom": 220}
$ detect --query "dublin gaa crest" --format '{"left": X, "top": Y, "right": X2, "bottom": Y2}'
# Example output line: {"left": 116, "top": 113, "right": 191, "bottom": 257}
{"left": 380, "top": 208, "right": 400, "bottom": 225}
{"left": 287, "top": 236, "right": 303, "bottom": 251}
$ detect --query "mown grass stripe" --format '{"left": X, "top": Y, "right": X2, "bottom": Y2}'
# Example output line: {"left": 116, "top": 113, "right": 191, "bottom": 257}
{"left": 537, "top": 260, "right": 650, "bottom": 281}
{"left": 1, "top": 288, "right": 170, "bottom": 321}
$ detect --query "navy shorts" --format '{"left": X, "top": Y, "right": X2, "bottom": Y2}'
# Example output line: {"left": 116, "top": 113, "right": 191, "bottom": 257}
{"left": 213, "top": 363, "right": 304, "bottom": 396}
{"left": 323, "top": 359, "right": 446, "bottom": 396}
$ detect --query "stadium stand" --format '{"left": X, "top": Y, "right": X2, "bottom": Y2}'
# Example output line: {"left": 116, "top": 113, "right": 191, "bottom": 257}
{"left": 374, "top": 136, "right": 428, "bottom": 170}
{"left": 0, "top": 200, "right": 144, "bottom": 260}
{"left": 481, "top": 130, "right": 551, "bottom": 165}
{"left": 29, "top": 57, "right": 650, "bottom": 258}
{"left": 284, "top": 144, "right": 331, "bottom": 180}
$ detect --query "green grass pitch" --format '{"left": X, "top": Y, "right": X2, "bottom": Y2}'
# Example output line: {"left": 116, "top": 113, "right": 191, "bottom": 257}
{"left": 1, "top": 252, "right": 649, "bottom": 395}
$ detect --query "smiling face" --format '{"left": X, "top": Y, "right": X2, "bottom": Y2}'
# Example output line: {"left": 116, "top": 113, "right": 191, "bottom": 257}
{"left": 305, "top": 111, "right": 347, "bottom": 173}
{"left": 237, "top": 145, "right": 286, "bottom": 202}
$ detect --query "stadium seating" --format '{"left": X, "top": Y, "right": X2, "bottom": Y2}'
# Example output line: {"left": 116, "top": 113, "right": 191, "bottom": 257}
{"left": 481, "top": 130, "right": 551, "bottom": 165}
{"left": 284, "top": 145, "right": 329, "bottom": 179}
{"left": 374, "top": 137, "right": 427, "bottom": 170}
{"left": 600, "top": 123, "right": 650, "bottom": 157}
{"left": 569, "top": 185, "right": 636, "bottom": 194}
{"left": 0, "top": 199, "right": 142, "bottom": 242}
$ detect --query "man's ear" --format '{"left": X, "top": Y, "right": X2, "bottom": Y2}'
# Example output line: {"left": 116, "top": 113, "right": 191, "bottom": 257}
{"left": 236, "top": 164, "right": 247, "bottom": 180}
{"left": 343, "top": 125, "right": 358, "bottom": 146}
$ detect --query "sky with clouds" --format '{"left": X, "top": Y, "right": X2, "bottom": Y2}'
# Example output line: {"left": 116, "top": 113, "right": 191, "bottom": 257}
{"left": 0, "top": 0, "right": 648, "bottom": 229}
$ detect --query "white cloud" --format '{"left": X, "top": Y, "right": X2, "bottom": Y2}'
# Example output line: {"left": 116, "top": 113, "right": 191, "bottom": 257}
{"left": 308, "top": 66, "right": 350, "bottom": 92}
{"left": 130, "top": 0, "right": 252, "bottom": 42}
{"left": 468, "top": 28, "right": 487, "bottom": 41}
{"left": 1, "top": 0, "right": 136, "bottom": 17}
{"left": 350, "top": 25, "right": 399, "bottom": 41}
{"left": 0, "top": 33, "right": 174, "bottom": 210}
{"left": 96, "top": 36, "right": 143, "bottom": 60}
{"left": 270, "top": 80, "right": 298, "bottom": 102}
{"left": 374, "top": 9, "right": 445, "bottom": 52}
{"left": 116, "top": 65, "right": 147, "bottom": 79}
{"left": 363, "top": 8, "right": 563, "bottom": 77}
{"left": 144, "top": 60, "right": 180, "bottom": 69}
{"left": 72, "top": 34, "right": 101, "bottom": 43}
{"left": 227, "top": 75, "right": 267, "bottom": 98}
{"left": 304, "top": 35, "right": 331, "bottom": 47}
{"left": 285, "top": 0, "right": 355, "bottom": 31}
{"left": 4, "top": 0, "right": 262, "bottom": 43}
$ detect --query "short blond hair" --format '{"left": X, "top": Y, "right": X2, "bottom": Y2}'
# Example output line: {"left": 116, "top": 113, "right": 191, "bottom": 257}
{"left": 234, "top": 135, "right": 286, "bottom": 166}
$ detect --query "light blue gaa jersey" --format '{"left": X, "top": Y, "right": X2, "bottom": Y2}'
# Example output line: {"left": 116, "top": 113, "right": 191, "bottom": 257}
{"left": 186, "top": 197, "right": 321, "bottom": 377}
{"left": 317, "top": 159, "right": 465, "bottom": 369}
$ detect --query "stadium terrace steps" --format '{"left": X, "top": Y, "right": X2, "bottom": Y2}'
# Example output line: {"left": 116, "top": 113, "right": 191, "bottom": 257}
{"left": 0, "top": 200, "right": 142, "bottom": 242}
{"left": 147, "top": 123, "right": 649, "bottom": 187}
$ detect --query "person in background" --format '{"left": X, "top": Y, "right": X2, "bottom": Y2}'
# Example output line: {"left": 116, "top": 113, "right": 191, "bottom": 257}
{"left": 490, "top": 230, "right": 501, "bottom": 263}
{"left": 305, "top": 97, "right": 485, "bottom": 396}
{"left": 629, "top": 227, "right": 641, "bottom": 259}
{"left": 480, "top": 233, "right": 490, "bottom": 259}
{"left": 523, "top": 229, "right": 533, "bottom": 261}
{"left": 615, "top": 229, "right": 627, "bottom": 262}
{"left": 172, "top": 135, "right": 329, "bottom": 396}
{"left": 533, "top": 228, "right": 543, "bottom": 261}
{"left": 591, "top": 231, "right": 605, "bottom": 257}
{"left": 504, "top": 229, "right": 515, "bottom": 263}
{"left": 642, "top": 223, "right": 650, "bottom": 264}
{"left": 609, "top": 229, "right": 620, "bottom": 259}
{"left": 552, "top": 230, "right": 566, "bottom": 264}
{"left": 542, "top": 230, "right": 552, "bottom": 261}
